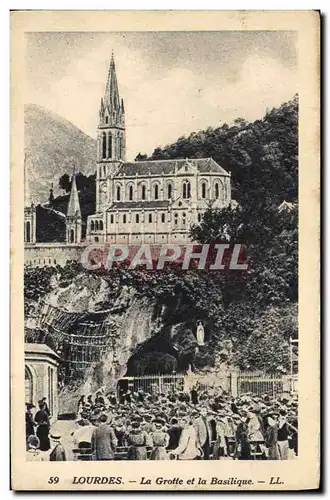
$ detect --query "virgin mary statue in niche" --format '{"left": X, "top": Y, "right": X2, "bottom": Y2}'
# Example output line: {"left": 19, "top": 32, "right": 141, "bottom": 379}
{"left": 196, "top": 321, "right": 205, "bottom": 346}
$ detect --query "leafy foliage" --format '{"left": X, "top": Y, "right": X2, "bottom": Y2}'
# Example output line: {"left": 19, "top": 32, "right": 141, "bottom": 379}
{"left": 148, "top": 95, "right": 298, "bottom": 208}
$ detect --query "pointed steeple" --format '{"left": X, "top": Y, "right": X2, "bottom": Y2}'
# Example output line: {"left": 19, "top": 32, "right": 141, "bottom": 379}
{"left": 67, "top": 172, "right": 81, "bottom": 218}
{"left": 24, "top": 154, "right": 32, "bottom": 207}
{"left": 104, "top": 51, "right": 120, "bottom": 110}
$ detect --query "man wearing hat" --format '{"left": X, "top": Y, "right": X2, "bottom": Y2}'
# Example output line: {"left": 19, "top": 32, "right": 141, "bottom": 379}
{"left": 213, "top": 411, "right": 228, "bottom": 459}
{"left": 91, "top": 413, "right": 118, "bottom": 461}
{"left": 265, "top": 411, "right": 280, "bottom": 460}
{"left": 49, "top": 433, "right": 66, "bottom": 461}
{"left": 71, "top": 413, "right": 94, "bottom": 456}
{"left": 194, "top": 407, "right": 213, "bottom": 460}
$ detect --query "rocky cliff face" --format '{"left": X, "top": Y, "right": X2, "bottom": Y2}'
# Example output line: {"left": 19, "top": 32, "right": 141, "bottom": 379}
{"left": 36, "top": 272, "right": 164, "bottom": 412}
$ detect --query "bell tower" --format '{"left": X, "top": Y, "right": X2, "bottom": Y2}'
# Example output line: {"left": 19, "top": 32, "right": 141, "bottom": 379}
{"left": 96, "top": 52, "right": 125, "bottom": 212}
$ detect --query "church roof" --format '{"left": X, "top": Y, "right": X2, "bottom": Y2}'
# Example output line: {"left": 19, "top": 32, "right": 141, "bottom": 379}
{"left": 108, "top": 200, "right": 170, "bottom": 210}
{"left": 25, "top": 342, "right": 60, "bottom": 360}
{"left": 115, "top": 158, "right": 230, "bottom": 177}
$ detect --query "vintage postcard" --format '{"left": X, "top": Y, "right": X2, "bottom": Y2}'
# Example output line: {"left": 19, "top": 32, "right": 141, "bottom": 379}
{"left": 11, "top": 10, "right": 320, "bottom": 491}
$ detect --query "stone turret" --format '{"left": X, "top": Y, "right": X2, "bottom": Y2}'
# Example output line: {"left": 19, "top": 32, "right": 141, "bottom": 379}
{"left": 66, "top": 172, "right": 82, "bottom": 244}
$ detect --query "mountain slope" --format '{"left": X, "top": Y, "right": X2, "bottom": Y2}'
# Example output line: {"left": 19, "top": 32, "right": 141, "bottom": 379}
{"left": 25, "top": 104, "right": 96, "bottom": 203}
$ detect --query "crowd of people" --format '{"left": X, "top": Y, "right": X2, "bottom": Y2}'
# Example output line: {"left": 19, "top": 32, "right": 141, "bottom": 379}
{"left": 26, "top": 385, "right": 298, "bottom": 461}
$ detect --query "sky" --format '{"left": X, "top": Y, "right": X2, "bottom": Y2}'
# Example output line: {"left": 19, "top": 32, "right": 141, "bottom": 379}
{"left": 26, "top": 31, "right": 297, "bottom": 160}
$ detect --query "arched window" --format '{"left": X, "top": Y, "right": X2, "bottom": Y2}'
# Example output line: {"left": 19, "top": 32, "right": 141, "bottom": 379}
{"left": 183, "top": 181, "right": 191, "bottom": 199}
{"left": 129, "top": 185, "right": 133, "bottom": 201}
{"left": 103, "top": 165, "right": 106, "bottom": 178}
{"left": 70, "top": 229, "right": 75, "bottom": 243}
{"left": 119, "top": 136, "right": 123, "bottom": 159}
{"left": 198, "top": 213, "right": 202, "bottom": 222}
{"left": 123, "top": 214, "right": 126, "bottom": 224}
{"left": 149, "top": 213, "right": 152, "bottom": 223}
{"left": 167, "top": 183, "right": 173, "bottom": 199}
{"left": 102, "top": 132, "right": 107, "bottom": 159}
{"left": 91, "top": 220, "right": 95, "bottom": 231}
{"left": 110, "top": 214, "right": 114, "bottom": 224}
{"left": 202, "top": 182, "right": 207, "bottom": 199}
{"left": 136, "top": 214, "right": 139, "bottom": 223}
{"left": 174, "top": 213, "right": 178, "bottom": 225}
{"left": 105, "top": 116, "right": 109, "bottom": 124}
{"left": 154, "top": 184, "right": 159, "bottom": 200}
{"left": 108, "top": 132, "right": 112, "bottom": 158}
{"left": 26, "top": 221, "right": 31, "bottom": 243}
{"left": 182, "top": 212, "right": 186, "bottom": 225}
{"left": 141, "top": 185, "right": 146, "bottom": 200}
{"left": 161, "top": 213, "right": 165, "bottom": 223}
{"left": 95, "top": 220, "right": 99, "bottom": 231}
{"left": 99, "top": 220, "right": 103, "bottom": 231}
{"left": 215, "top": 182, "right": 219, "bottom": 199}
{"left": 116, "top": 186, "right": 121, "bottom": 201}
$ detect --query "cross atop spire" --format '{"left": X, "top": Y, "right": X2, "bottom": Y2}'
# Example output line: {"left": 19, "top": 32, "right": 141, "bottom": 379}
{"left": 67, "top": 172, "right": 81, "bottom": 218}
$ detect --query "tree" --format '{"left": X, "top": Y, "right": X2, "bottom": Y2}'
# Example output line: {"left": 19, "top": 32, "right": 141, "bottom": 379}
{"left": 135, "top": 153, "right": 148, "bottom": 161}
{"left": 59, "top": 173, "right": 71, "bottom": 192}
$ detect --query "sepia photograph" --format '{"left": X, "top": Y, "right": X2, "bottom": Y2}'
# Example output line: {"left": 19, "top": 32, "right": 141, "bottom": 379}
{"left": 11, "top": 10, "right": 320, "bottom": 491}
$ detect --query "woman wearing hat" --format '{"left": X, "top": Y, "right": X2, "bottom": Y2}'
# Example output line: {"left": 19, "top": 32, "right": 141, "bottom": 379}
{"left": 126, "top": 416, "right": 152, "bottom": 460}
{"left": 34, "top": 400, "right": 50, "bottom": 452}
{"left": 25, "top": 403, "right": 36, "bottom": 449}
{"left": 149, "top": 418, "right": 169, "bottom": 460}
{"left": 234, "top": 411, "right": 251, "bottom": 460}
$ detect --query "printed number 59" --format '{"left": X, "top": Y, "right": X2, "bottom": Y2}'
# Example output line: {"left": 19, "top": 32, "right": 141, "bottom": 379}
{"left": 48, "top": 477, "right": 59, "bottom": 484}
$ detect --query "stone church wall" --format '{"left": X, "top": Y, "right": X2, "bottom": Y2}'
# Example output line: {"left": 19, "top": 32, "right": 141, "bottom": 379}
{"left": 25, "top": 243, "right": 86, "bottom": 268}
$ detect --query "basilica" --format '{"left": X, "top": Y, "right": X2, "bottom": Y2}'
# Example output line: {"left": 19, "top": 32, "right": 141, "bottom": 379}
{"left": 86, "top": 53, "right": 232, "bottom": 245}
{"left": 24, "top": 54, "right": 232, "bottom": 266}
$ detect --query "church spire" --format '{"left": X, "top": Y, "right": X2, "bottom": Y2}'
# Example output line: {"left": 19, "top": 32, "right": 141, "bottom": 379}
{"left": 67, "top": 171, "right": 81, "bottom": 218}
{"left": 104, "top": 51, "right": 120, "bottom": 110}
{"left": 97, "top": 52, "right": 126, "bottom": 173}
